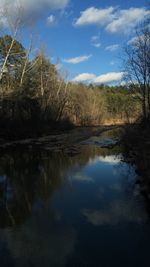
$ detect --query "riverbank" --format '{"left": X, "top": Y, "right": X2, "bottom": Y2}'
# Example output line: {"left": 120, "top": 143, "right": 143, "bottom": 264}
{"left": 0, "top": 125, "right": 123, "bottom": 156}
{"left": 122, "top": 123, "right": 150, "bottom": 202}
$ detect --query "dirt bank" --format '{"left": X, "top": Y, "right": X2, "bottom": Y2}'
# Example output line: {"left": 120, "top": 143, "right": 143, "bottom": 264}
{"left": 0, "top": 125, "right": 123, "bottom": 156}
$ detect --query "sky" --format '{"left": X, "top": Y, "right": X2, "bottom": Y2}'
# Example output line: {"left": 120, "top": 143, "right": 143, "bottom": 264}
{"left": 0, "top": 0, "right": 149, "bottom": 84}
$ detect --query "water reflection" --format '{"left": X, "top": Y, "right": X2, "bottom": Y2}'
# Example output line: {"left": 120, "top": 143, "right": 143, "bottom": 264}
{"left": 82, "top": 199, "right": 147, "bottom": 226}
{"left": 0, "top": 151, "right": 70, "bottom": 228}
{"left": 0, "top": 139, "right": 150, "bottom": 267}
{"left": 0, "top": 146, "right": 120, "bottom": 228}
{"left": 0, "top": 207, "right": 76, "bottom": 267}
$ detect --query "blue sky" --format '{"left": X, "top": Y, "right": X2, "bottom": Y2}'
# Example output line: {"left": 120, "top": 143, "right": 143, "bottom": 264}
{"left": 0, "top": 0, "right": 149, "bottom": 84}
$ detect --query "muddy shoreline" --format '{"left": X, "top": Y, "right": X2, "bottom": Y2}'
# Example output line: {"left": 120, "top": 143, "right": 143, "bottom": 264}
{"left": 0, "top": 125, "right": 123, "bottom": 156}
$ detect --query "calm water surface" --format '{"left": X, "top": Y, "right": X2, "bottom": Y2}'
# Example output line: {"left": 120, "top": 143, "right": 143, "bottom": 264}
{"left": 0, "top": 131, "right": 150, "bottom": 267}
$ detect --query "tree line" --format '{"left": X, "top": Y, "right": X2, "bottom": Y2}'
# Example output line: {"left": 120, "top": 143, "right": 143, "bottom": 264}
{"left": 0, "top": 34, "right": 142, "bottom": 139}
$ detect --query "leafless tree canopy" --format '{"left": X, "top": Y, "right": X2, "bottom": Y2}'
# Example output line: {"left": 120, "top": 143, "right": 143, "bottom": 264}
{"left": 125, "top": 19, "right": 150, "bottom": 118}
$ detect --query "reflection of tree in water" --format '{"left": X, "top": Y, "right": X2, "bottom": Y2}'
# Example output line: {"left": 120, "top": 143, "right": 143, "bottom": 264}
{"left": 133, "top": 150, "right": 150, "bottom": 217}
{"left": 123, "top": 140, "right": 150, "bottom": 218}
{"left": 0, "top": 150, "right": 73, "bottom": 228}
{"left": 0, "top": 204, "right": 76, "bottom": 267}
{"left": 0, "top": 144, "right": 121, "bottom": 228}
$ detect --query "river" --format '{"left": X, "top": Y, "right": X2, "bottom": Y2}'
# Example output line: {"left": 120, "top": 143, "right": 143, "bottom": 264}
{"left": 0, "top": 129, "right": 150, "bottom": 267}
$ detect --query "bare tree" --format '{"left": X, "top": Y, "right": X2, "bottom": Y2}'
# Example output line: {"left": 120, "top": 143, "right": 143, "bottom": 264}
{"left": 0, "top": 1, "right": 34, "bottom": 84}
{"left": 0, "top": 2, "right": 23, "bottom": 82}
{"left": 125, "top": 19, "right": 150, "bottom": 119}
{"left": 19, "top": 36, "right": 33, "bottom": 88}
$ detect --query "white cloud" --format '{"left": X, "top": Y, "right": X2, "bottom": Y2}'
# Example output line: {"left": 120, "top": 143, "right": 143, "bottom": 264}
{"left": 74, "top": 7, "right": 115, "bottom": 27}
{"left": 72, "top": 73, "right": 96, "bottom": 82}
{"left": 93, "top": 43, "right": 101, "bottom": 48}
{"left": 91, "top": 35, "right": 101, "bottom": 48}
{"left": 47, "top": 15, "right": 56, "bottom": 26}
{"left": 63, "top": 55, "right": 92, "bottom": 64}
{"left": 127, "top": 36, "right": 139, "bottom": 45}
{"left": 106, "top": 8, "right": 150, "bottom": 33}
{"left": 72, "top": 71, "right": 126, "bottom": 84}
{"left": 0, "top": 0, "right": 69, "bottom": 10}
{"left": 91, "top": 36, "right": 98, "bottom": 42}
{"left": 94, "top": 72, "right": 126, "bottom": 84}
{"left": 105, "top": 44, "right": 119, "bottom": 51}
{"left": 0, "top": 15, "right": 7, "bottom": 27}
{"left": 74, "top": 6, "right": 149, "bottom": 34}
{"left": 0, "top": 0, "right": 69, "bottom": 26}
{"left": 127, "top": 34, "right": 148, "bottom": 45}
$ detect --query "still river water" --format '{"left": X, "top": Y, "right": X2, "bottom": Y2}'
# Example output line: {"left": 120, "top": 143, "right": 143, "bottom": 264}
{"left": 0, "top": 129, "right": 150, "bottom": 267}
